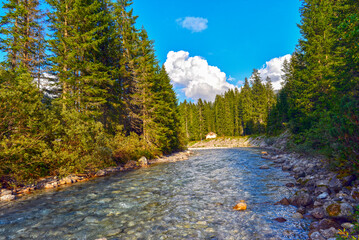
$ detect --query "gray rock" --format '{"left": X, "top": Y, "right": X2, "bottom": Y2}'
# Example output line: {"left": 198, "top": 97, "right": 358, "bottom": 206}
{"left": 314, "top": 201, "right": 324, "bottom": 207}
{"left": 138, "top": 156, "right": 148, "bottom": 167}
{"left": 274, "top": 159, "right": 285, "bottom": 164}
{"left": 0, "top": 194, "right": 15, "bottom": 201}
{"left": 309, "top": 231, "right": 325, "bottom": 240}
{"left": 311, "top": 207, "right": 325, "bottom": 219}
{"left": 318, "top": 192, "right": 329, "bottom": 199}
{"left": 0, "top": 189, "right": 12, "bottom": 196}
{"left": 316, "top": 180, "right": 329, "bottom": 187}
{"left": 341, "top": 222, "right": 355, "bottom": 231}
{"left": 292, "top": 212, "right": 303, "bottom": 219}
{"left": 318, "top": 218, "right": 341, "bottom": 230}
{"left": 95, "top": 170, "right": 107, "bottom": 177}
{"left": 290, "top": 191, "right": 313, "bottom": 207}
{"left": 328, "top": 175, "right": 343, "bottom": 192}
{"left": 323, "top": 201, "right": 354, "bottom": 219}
{"left": 282, "top": 165, "right": 293, "bottom": 171}
{"left": 319, "top": 227, "right": 337, "bottom": 238}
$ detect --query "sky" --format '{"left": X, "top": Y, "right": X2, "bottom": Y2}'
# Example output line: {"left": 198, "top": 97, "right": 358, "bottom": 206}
{"left": 131, "top": 0, "right": 302, "bottom": 102}
{"left": 0, "top": 0, "right": 302, "bottom": 103}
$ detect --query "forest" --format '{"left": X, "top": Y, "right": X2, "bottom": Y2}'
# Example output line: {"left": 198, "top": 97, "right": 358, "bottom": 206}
{"left": 178, "top": 70, "right": 276, "bottom": 140}
{"left": 182, "top": 0, "right": 358, "bottom": 171}
{"left": 0, "top": 0, "right": 358, "bottom": 186}
{"left": 0, "top": 0, "right": 185, "bottom": 185}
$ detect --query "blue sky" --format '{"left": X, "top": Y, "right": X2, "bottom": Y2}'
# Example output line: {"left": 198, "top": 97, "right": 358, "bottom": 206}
{"left": 0, "top": 0, "right": 302, "bottom": 102}
{"left": 132, "top": 0, "right": 302, "bottom": 102}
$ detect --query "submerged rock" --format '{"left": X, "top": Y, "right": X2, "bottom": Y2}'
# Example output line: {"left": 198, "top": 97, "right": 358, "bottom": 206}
{"left": 275, "top": 198, "right": 290, "bottom": 206}
{"left": 233, "top": 200, "right": 247, "bottom": 211}
{"left": 273, "top": 217, "right": 287, "bottom": 223}
{"left": 259, "top": 165, "right": 269, "bottom": 169}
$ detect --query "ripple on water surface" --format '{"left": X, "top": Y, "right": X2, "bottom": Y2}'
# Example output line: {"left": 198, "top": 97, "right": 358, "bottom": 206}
{"left": 0, "top": 148, "right": 309, "bottom": 239}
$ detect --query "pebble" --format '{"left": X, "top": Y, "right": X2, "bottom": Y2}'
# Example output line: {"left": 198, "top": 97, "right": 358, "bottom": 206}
{"left": 292, "top": 212, "right": 303, "bottom": 219}
{"left": 317, "top": 192, "right": 328, "bottom": 199}
{"left": 273, "top": 217, "right": 287, "bottom": 223}
{"left": 259, "top": 165, "right": 269, "bottom": 169}
{"left": 128, "top": 221, "right": 135, "bottom": 227}
{"left": 341, "top": 222, "right": 354, "bottom": 230}
{"left": 197, "top": 221, "right": 207, "bottom": 225}
{"left": 84, "top": 217, "right": 99, "bottom": 223}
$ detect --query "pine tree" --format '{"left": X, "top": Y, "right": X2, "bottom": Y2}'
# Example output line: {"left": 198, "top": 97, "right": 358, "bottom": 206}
{"left": 250, "top": 69, "right": 266, "bottom": 132}
{"left": 47, "top": 0, "right": 112, "bottom": 117}
{"left": 152, "top": 66, "right": 184, "bottom": 153}
{"left": 239, "top": 78, "right": 253, "bottom": 135}
{"left": 0, "top": 0, "right": 46, "bottom": 74}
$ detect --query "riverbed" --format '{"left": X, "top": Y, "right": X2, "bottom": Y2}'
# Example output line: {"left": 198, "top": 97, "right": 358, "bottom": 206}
{"left": 0, "top": 148, "right": 309, "bottom": 239}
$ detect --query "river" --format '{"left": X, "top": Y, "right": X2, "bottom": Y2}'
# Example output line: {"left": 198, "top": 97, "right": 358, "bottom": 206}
{"left": 0, "top": 148, "right": 309, "bottom": 239}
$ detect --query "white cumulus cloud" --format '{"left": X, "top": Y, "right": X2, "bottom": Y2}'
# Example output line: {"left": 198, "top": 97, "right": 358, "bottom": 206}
{"left": 176, "top": 17, "right": 208, "bottom": 33}
{"left": 258, "top": 54, "right": 291, "bottom": 90}
{"left": 164, "top": 51, "right": 235, "bottom": 102}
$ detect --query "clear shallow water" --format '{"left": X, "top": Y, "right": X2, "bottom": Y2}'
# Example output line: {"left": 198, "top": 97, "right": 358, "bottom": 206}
{"left": 0, "top": 148, "right": 309, "bottom": 240}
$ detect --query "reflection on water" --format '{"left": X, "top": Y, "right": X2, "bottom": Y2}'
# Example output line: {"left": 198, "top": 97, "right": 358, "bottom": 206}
{"left": 0, "top": 148, "right": 309, "bottom": 239}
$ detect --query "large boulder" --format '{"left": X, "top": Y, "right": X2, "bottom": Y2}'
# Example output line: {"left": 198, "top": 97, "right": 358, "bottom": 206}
{"left": 328, "top": 175, "right": 343, "bottom": 192}
{"left": 290, "top": 191, "right": 313, "bottom": 207}
{"left": 309, "top": 231, "right": 325, "bottom": 240}
{"left": 138, "top": 156, "right": 148, "bottom": 167}
{"left": 311, "top": 207, "right": 325, "bottom": 219}
{"left": 319, "top": 227, "right": 337, "bottom": 239}
{"left": 324, "top": 201, "right": 354, "bottom": 219}
{"left": 0, "top": 193, "right": 15, "bottom": 201}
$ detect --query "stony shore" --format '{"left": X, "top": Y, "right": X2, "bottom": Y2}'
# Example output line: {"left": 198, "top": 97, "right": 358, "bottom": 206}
{"left": 189, "top": 137, "right": 251, "bottom": 149}
{"left": 0, "top": 151, "right": 193, "bottom": 204}
{"left": 251, "top": 134, "right": 359, "bottom": 240}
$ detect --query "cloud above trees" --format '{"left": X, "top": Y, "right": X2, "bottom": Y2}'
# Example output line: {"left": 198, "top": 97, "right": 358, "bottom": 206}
{"left": 164, "top": 51, "right": 235, "bottom": 102}
{"left": 258, "top": 54, "right": 291, "bottom": 90}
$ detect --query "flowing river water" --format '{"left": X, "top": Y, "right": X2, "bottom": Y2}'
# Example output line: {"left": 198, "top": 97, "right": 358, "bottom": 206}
{"left": 0, "top": 148, "right": 310, "bottom": 239}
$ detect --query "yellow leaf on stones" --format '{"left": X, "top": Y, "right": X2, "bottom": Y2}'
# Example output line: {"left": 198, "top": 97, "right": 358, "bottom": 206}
{"left": 233, "top": 200, "right": 247, "bottom": 211}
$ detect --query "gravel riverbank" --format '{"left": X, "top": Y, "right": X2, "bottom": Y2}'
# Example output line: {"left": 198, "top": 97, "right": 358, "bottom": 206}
{"left": 0, "top": 151, "right": 193, "bottom": 205}
{"left": 251, "top": 133, "right": 359, "bottom": 240}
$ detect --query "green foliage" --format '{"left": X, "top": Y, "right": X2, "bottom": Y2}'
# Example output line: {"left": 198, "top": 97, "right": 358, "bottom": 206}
{"left": 113, "top": 128, "right": 155, "bottom": 164}
{"left": 0, "top": 0, "right": 184, "bottom": 186}
{"left": 266, "top": 0, "right": 359, "bottom": 174}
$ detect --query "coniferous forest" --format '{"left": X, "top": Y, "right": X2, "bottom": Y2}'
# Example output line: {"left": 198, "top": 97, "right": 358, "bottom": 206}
{"left": 0, "top": 0, "right": 358, "bottom": 185}
{"left": 0, "top": 0, "right": 184, "bottom": 184}
{"left": 178, "top": 70, "right": 276, "bottom": 140}
{"left": 181, "top": 0, "right": 358, "bottom": 171}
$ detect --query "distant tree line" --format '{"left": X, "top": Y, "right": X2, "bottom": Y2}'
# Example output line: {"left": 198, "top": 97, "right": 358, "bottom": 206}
{"left": 179, "top": 69, "right": 276, "bottom": 141}
{"left": 0, "top": 0, "right": 184, "bottom": 185}
{"left": 267, "top": 0, "right": 359, "bottom": 169}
